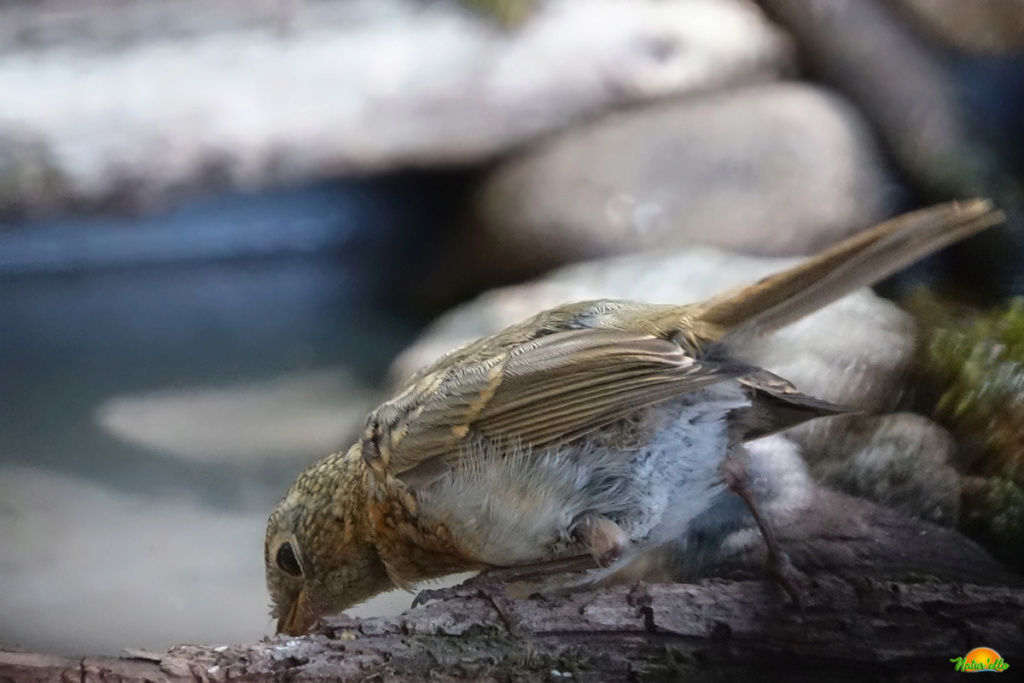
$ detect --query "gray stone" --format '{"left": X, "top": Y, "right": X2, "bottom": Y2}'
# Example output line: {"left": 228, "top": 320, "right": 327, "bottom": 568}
{"left": 0, "top": 0, "right": 790, "bottom": 217}
{"left": 467, "top": 83, "right": 894, "bottom": 281}
{"left": 894, "top": 0, "right": 1024, "bottom": 54}
{"left": 798, "top": 413, "right": 962, "bottom": 526}
{"left": 710, "top": 486, "right": 1011, "bottom": 585}
{"left": 94, "top": 367, "right": 373, "bottom": 466}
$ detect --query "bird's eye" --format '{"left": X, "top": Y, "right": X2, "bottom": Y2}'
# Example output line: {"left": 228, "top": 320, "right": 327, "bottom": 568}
{"left": 276, "top": 542, "right": 303, "bottom": 577}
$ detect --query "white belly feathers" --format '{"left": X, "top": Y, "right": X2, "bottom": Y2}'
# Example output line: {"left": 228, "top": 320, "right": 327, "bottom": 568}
{"left": 415, "top": 382, "right": 750, "bottom": 567}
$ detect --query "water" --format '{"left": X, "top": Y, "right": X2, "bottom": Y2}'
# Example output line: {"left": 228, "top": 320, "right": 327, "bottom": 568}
{"left": 0, "top": 179, "right": 455, "bottom": 654}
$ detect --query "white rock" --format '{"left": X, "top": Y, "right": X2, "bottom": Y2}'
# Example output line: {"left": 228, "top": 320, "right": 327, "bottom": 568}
{"left": 468, "top": 83, "right": 893, "bottom": 281}
{"left": 800, "top": 413, "right": 961, "bottom": 526}
{"left": 95, "top": 367, "right": 371, "bottom": 465}
{"left": 0, "top": 0, "right": 790, "bottom": 215}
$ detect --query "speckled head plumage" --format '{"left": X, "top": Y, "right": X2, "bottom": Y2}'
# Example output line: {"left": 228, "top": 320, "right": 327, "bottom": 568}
{"left": 264, "top": 446, "right": 392, "bottom": 635}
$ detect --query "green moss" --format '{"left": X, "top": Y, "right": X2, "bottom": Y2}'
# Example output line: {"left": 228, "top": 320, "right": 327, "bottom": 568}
{"left": 906, "top": 291, "right": 1024, "bottom": 570}
{"left": 961, "top": 477, "right": 1024, "bottom": 570}
{"left": 912, "top": 293, "right": 1024, "bottom": 484}
{"left": 460, "top": 0, "right": 539, "bottom": 28}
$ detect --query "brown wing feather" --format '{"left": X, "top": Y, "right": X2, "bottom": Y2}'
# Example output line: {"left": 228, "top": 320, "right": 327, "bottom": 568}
{"left": 367, "top": 329, "right": 746, "bottom": 476}
{"left": 366, "top": 201, "right": 1004, "bottom": 479}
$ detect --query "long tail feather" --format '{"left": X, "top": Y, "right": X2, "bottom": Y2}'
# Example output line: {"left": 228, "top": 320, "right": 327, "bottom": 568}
{"left": 699, "top": 199, "right": 1003, "bottom": 342}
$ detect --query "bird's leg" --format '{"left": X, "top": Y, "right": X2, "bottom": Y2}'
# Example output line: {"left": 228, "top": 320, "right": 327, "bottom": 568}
{"left": 571, "top": 513, "right": 629, "bottom": 568}
{"left": 721, "top": 449, "right": 803, "bottom": 608}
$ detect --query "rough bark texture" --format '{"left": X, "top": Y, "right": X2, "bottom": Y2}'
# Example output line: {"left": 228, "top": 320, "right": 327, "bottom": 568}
{"left": 2, "top": 577, "right": 1023, "bottom": 682}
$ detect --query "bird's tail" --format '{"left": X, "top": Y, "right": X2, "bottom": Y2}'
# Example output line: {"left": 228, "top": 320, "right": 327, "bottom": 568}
{"left": 698, "top": 199, "right": 1003, "bottom": 344}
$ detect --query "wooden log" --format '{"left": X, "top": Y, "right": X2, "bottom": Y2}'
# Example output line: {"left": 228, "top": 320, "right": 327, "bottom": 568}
{"left": 2, "top": 577, "right": 1022, "bottom": 682}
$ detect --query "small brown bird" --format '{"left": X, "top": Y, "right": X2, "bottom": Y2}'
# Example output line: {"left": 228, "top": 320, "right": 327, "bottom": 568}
{"left": 266, "top": 200, "right": 1001, "bottom": 635}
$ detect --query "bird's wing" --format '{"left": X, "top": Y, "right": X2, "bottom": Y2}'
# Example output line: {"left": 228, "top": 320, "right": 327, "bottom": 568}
{"left": 732, "top": 369, "right": 851, "bottom": 441}
{"left": 362, "top": 328, "right": 748, "bottom": 482}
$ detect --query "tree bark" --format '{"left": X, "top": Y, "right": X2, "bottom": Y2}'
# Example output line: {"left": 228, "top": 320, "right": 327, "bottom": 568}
{"left": 2, "top": 577, "right": 1022, "bottom": 682}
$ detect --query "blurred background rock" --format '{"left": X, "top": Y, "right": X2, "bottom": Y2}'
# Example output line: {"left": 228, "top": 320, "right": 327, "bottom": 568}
{"left": 1, "top": 0, "right": 1022, "bottom": 656}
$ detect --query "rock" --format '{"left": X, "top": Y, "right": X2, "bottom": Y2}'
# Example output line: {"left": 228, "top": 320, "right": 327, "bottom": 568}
{"left": 712, "top": 486, "right": 1017, "bottom": 586}
{"left": 894, "top": 0, "right": 1024, "bottom": 54}
{"left": 94, "top": 368, "right": 373, "bottom": 466}
{"left": 760, "top": 0, "right": 1023, "bottom": 301}
{"left": 466, "top": 83, "right": 893, "bottom": 282}
{"left": 391, "top": 247, "right": 917, "bottom": 414}
{"left": 0, "top": 0, "right": 790, "bottom": 218}
{"left": 796, "top": 413, "right": 962, "bottom": 526}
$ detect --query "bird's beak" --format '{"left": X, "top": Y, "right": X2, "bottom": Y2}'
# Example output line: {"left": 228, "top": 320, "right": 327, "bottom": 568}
{"left": 276, "top": 588, "right": 316, "bottom": 636}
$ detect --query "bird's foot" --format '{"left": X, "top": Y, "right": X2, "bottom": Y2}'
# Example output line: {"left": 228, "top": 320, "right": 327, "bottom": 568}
{"left": 722, "top": 451, "right": 806, "bottom": 612}
{"left": 765, "top": 545, "right": 807, "bottom": 613}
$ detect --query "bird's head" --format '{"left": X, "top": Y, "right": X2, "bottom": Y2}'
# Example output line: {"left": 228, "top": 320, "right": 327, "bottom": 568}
{"left": 264, "top": 446, "right": 392, "bottom": 635}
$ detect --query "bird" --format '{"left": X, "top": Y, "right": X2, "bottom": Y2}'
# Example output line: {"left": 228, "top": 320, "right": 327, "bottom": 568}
{"left": 265, "top": 200, "right": 1002, "bottom": 636}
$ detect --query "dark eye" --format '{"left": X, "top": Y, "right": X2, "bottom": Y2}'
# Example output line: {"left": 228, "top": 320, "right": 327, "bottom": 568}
{"left": 276, "top": 542, "right": 302, "bottom": 577}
